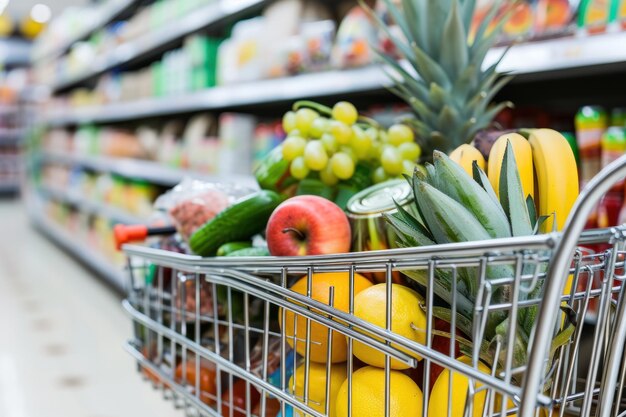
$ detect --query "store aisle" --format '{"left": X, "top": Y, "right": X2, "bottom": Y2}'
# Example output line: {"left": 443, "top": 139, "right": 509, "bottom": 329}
{"left": 0, "top": 200, "right": 183, "bottom": 417}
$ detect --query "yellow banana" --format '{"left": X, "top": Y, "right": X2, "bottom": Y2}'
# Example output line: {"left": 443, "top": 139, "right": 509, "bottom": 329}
{"left": 528, "top": 128, "right": 579, "bottom": 231}
{"left": 449, "top": 144, "right": 485, "bottom": 177}
{"left": 488, "top": 132, "right": 534, "bottom": 201}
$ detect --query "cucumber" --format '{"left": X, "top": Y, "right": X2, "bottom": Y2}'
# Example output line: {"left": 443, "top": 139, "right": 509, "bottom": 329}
{"left": 216, "top": 241, "right": 253, "bottom": 256}
{"left": 254, "top": 146, "right": 289, "bottom": 191}
{"left": 189, "top": 190, "right": 282, "bottom": 256}
{"left": 226, "top": 247, "right": 270, "bottom": 257}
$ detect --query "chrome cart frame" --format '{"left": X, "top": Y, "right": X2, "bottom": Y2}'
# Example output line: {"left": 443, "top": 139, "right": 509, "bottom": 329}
{"left": 122, "top": 155, "right": 626, "bottom": 417}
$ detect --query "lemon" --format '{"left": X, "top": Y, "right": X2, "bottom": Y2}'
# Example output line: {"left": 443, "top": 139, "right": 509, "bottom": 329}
{"left": 428, "top": 355, "right": 525, "bottom": 417}
{"left": 279, "top": 272, "right": 373, "bottom": 363}
{"left": 353, "top": 284, "right": 427, "bottom": 369}
{"left": 289, "top": 362, "right": 347, "bottom": 417}
{"left": 336, "top": 366, "right": 423, "bottom": 417}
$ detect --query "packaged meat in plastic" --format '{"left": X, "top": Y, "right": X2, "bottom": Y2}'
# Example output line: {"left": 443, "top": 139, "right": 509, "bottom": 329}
{"left": 155, "top": 178, "right": 255, "bottom": 240}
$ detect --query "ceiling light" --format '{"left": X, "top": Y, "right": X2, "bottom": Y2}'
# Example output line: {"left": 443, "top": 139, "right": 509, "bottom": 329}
{"left": 30, "top": 4, "right": 51, "bottom": 24}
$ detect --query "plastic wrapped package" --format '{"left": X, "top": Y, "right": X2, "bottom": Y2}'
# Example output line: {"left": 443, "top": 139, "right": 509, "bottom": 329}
{"left": 155, "top": 178, "right": 256, "bottom": 240}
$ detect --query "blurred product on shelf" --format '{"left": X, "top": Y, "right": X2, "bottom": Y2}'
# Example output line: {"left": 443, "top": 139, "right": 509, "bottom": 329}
{"left": 41, "top": 112, "right": 272, "bottom": 175}
{"left": 576, "top": 106, "right": 607, "bottom": 188}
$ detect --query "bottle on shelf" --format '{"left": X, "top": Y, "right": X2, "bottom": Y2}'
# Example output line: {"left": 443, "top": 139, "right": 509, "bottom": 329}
{"left": 576, "top": 105, "right": 608, "bottom": 228}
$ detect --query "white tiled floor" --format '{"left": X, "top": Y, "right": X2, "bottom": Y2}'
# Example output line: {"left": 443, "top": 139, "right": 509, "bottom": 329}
{"left": 0, "top": 200, "right": 184, "bottom": 417}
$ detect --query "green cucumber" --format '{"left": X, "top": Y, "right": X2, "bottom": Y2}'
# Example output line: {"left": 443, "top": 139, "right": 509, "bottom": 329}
{"left": 189, "top": 190, "right": 282, "bottom": 256}
{"left": 216, "top": 241, "right": 253, "bottom": 256}
{"left": 226, "top": 247, "right": 270, "bottom": 257}
{"left": 254, "top": 146, "right": 290, "bottom": 191}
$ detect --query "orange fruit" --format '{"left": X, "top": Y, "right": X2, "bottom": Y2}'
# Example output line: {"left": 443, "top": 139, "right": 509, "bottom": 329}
{"left": 353, "top": 284, "right": 427, "bottom": 369}
{"left": 279, "top": 272, "right": 373, "bottom": 363}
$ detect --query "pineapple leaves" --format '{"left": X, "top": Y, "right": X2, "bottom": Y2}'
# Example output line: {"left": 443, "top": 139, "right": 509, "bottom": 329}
{"left": 499, "top": 141, "right": 533, "bottom": 236}
{"left": 414, "top": 180, "right": 491, "bottom": 244}
{"left": 368, "top": 0, "right": 514, "bottom": 157}
{"left": 401, "top": 0, "right": 428, "bottom": 53}
{"left": 526, "top": 195, "right": 537, "bottom": 228}
{"left": 439, "top": 1, "right": 469, "bottom": 80}
{"left": 384, "top": 213, "right": 428, "bottom": 247}
{"left": 412, "top": 44, "right": 452, "bottom": 90}
{"left": 461, "top": 0, "right": 477, "bottom": 38}
{"left": 434, "top": 151, "right": 510, "bottom": 239}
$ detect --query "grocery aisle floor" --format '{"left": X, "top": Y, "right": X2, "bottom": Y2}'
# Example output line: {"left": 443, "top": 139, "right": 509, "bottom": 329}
{"left": 0, "top": 200, "right": 184, "bottom": 417}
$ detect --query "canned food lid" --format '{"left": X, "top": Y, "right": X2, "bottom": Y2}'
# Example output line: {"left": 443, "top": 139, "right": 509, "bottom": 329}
{"left": 347, "top": 179, "right": 413, "bottom": 215}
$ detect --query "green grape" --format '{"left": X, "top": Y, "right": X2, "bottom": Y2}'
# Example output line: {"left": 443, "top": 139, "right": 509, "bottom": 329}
{"left": 398, "top": 142, "right": 422, "bottom": 161}
{"left": 309, "top": 117, "right": 330, "bottom": 139}
{"left": 290, "top": 156, "right": 309, "bottom": 179}
{"left": 364, "top": 127, "right": 379, "bottom": 142}
{"left": 329, "top": 120, "right": 353, "bottom": 145}
{"left": 320, "top": 164, "right": 339, "bottom": 186}
{"left": 381, "top": 146, "right": 403, "bottom": 175}
{"left": 379, "top": 130, "right": 389, "bottom": 143}
{"left": 320, "top": 133, "right": 338, "bottom": 154}
{"left": 339, "top": 146, "right": 358, "bottom": 163}
{"left": 282, "top": 136, "right": 307, "bottom": 161}
{"left": 295, "top": 108, "right": 319, "bottom": 136}
{"left": 368, "top": 141, "right": 383, "bottom": 160}
{"left": 287, "top": 129, "right": 303, "bottom": 137}
{"left": 387, "top": 124, "right": 415, "bottom": 146}
{"left": 331, "top": 101, "right": 358, "bottom": 125}
{"left": 372, "top": 166, "right": 388, "bottom": 184}
{"left": 304, "top": 140, "right": 328, "bottom": 171}
{"left": 282, "top": 111, "right": 297, "bottom": 133}
{"left": 350, "top": 125, "right": 372, "bottom": 160}
{"left": 402, "top": 160, "right": 418, "bottom": 176}
{"left": 330, "top": 152, "right": 355, "bottom": 180}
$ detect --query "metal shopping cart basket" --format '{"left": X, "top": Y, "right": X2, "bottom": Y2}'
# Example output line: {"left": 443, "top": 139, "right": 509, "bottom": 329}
{"left": 121, "top": 156, "right": 626, "bottom": 417}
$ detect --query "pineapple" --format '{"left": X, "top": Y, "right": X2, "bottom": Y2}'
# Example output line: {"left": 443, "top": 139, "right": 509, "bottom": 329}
{"left": 385, "top": 144, "right": 574, "bottom": 384}
{"left": 366, "top": 0, "right": 514, "bottom": 156}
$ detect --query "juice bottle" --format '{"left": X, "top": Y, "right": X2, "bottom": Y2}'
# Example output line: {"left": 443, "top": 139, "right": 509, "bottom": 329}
{"left": 578, "top": 0, "right": 613, "bottom": 33}
{"left": 576, "top": 106, "right": 607, "bottom": 228}
{"left": 612, "top": 0, "right": 626, "bottom": 29}
{"left": 576, "top": 106, "right": 607, "bottom": 185}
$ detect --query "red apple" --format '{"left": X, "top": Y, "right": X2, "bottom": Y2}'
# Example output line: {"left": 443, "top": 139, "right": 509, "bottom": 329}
{"left": 266, "top": 195, "right": 351, "bottom": 256}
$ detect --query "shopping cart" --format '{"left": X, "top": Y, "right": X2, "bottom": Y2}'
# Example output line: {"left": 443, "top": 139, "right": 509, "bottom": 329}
{"left": 121, "top": 155, "right": 626, "bottom": 417}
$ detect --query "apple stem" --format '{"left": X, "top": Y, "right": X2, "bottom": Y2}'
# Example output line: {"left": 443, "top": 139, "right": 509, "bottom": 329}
{"left": 282, "top": 227, "right": 305, "bottom": 240}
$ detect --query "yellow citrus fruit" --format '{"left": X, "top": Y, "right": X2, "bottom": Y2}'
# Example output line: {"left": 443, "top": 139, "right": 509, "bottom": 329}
{"left": 289, "top": 362, "right": 347, "bottom": 417}
{"left": 353, "top": 284, "right": 427, "bottom": 369}
{"left": 429, "top": 356, "right": 524, "bottom": 417}
{"left": 336, "top": 366, "right": 423, "bottom": 417}
{"left": 279, "top": 272, "right": 373, "bottom": 363}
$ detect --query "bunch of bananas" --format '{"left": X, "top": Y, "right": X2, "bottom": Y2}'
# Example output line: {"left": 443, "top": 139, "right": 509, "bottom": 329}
{"left": 450, "top": 128, "right": 579, "bottom": 232}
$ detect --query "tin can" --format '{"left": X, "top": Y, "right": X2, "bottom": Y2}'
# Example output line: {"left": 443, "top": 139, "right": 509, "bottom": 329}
{"left": 346, "top": 179, "right": 414, "bottom": 252}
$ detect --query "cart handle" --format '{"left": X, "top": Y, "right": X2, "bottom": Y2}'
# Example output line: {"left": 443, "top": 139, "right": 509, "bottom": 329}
{"left": 113, "top": 224, "right": 176, "bottom": 250}
{"left": 520, "top": 154, "right": 626, "bottom": 417}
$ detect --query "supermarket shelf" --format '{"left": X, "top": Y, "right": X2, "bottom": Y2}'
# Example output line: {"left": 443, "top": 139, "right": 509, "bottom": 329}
{"left": 0, "top": 129, "right": 25, "bottom": 145}
{"left": 0, "top": 182, "right": 19, "bottom": 194}
{"left": 44, "top": 32, "right": 626, "bottom": 124}
{"left": 29, "top": 204, "right": 124, "bottom": 291}
{"left": 40, "top": 152, "right": 258, "bottom": 188}
{"left": 47, "top": 64, "right": 391, "bottom": 125}
{"left": 51, "top": 0, "right": 267, "bottom": 92}
{"left": 40, "top": 186, "right": 144, "bottom": 225}
{"left": 33, "top": 0, "right": 140, "bottom": 63}
{"left": 0, "top": 38, "right": 32, "bottom": 68}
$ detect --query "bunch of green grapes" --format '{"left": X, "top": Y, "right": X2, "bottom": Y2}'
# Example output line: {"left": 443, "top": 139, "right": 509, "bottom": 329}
{"left": 281, "top": 101, "right": 422, "bottom": 186}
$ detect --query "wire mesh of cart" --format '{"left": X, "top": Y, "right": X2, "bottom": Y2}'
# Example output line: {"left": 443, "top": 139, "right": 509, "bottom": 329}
{"left": 122, "top": 155, "right": 626, "bottom": 417}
